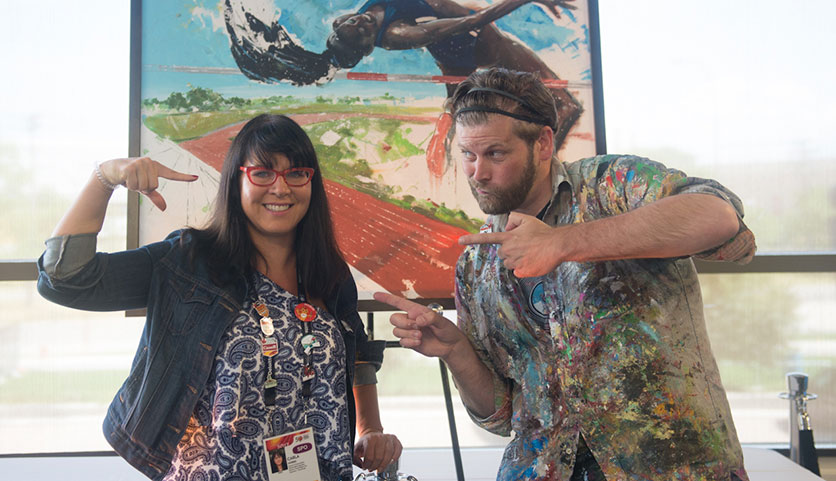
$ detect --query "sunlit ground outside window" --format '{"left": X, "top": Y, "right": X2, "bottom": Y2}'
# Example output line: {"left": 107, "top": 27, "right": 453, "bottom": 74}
{"left": 702, "top": 273, "right": 836, "bottom": 445}
{"left": 0, "top": 282, "right": 143, "bottom": 453}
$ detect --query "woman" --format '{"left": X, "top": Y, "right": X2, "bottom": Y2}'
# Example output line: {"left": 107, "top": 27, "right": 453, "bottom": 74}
{"left": 225, "top": 0, "right": 582, "bottom": 153}
{"left": 37, "top": 114, "right": 401, "bottom": 480}
{"left": 270, "top": 448, "right": 288, "bottom": 473}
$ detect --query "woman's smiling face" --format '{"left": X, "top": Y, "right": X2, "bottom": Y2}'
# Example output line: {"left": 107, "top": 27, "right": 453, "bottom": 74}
{"left": 240, "top": 152, "right": 311, "bottom": 247}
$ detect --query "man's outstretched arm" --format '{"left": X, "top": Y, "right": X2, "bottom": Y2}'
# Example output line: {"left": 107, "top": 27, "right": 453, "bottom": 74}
{"left": 373, "top": 292, "right": 497, "bottom": 418}
{"left": 461, "top": 193, "right": 741, "bottom": 278}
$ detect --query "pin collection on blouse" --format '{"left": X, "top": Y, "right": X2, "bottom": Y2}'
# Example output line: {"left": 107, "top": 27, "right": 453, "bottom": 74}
{"left": 253, "top": 274, "right": 320, "bottom": 406}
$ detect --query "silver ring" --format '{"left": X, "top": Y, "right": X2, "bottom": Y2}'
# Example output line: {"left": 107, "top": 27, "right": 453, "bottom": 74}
{"left": 427, "top": 303, "right": 444, "bottom": 314}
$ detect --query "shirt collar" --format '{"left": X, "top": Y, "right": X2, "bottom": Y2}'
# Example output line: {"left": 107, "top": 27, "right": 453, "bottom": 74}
{"left": 551, "top": 156, "right": 570, "bottom": 192}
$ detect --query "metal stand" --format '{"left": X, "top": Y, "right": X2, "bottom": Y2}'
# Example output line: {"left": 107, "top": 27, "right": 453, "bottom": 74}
{"left": 439, "top": 360, "right": 466, "bottom": 481}
{"left": 779, "top": 372, "right": 821, "bottom": 476}
{"left": 366, "top": 312, "right": 466, "bottom": 481}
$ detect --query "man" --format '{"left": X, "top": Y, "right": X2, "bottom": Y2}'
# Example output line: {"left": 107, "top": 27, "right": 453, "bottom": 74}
{"left": 375, "top": 68, "right": 755, "bottom": 480}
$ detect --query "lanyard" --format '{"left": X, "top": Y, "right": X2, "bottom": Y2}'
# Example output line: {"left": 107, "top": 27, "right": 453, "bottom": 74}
{"left": 254, "top": 273, "right": 319, "bottom": 406}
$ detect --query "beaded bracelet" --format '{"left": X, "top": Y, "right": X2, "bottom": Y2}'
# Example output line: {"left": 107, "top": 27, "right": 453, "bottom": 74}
{"left": 93, "top": 161, "right": 119, "bottom": 191}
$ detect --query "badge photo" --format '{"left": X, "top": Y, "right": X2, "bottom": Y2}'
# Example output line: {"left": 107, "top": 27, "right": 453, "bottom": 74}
{"left": 263, "top": 427, "right": 320, "bottom": 480}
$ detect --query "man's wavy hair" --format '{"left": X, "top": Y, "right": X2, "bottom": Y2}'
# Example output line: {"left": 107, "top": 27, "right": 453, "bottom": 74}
{"left": 447, "top": 68, "right": 560, "bottom": 152}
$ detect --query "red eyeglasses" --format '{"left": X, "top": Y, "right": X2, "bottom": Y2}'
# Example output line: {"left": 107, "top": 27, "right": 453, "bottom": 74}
{"left": 239, "top": 166, "right": 315, "bottom": 187}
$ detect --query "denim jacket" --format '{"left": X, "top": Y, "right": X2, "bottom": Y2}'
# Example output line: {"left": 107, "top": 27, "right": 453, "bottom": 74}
{"left": 37, "top": 230, "right": 384, "bottom": 480}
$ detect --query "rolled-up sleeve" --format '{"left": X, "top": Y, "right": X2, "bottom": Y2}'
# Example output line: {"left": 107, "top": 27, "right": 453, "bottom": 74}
{"left": 40, "top": 234, "right": 97, "bottom": 279}
{"left": 37, "top": 233, "right": 170, "bottom": 312}
{"left": 454, "top": 263, "right": 513, "bottom": 437}
{"left": 461, "top": 372, "right": 513, "bottom": 437}
{"left": 339, "top": 275, "right": 384, "bottom": 386}
{"left": 675, "top": 177, "right": 757, "bottom": 264}
{"left": 579, "top": 155, "right": 756, "bottom": 264}
{"left": 354, "top": 338, "right": 385, "bottom": 386}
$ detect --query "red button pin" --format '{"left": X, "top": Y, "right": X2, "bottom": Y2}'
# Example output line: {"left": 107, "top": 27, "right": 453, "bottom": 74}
{"left": 294, "top": 302, "right": 316, "bottom": 322}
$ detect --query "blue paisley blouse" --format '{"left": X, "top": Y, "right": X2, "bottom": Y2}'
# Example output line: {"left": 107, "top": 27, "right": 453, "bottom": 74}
{"left": 164, "top": 272, "right": 352, "bottom": 481}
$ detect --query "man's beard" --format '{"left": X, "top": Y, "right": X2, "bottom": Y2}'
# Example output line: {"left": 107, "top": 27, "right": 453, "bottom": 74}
{"left": 468, "top": 150, "right": 536, "bottom": 215}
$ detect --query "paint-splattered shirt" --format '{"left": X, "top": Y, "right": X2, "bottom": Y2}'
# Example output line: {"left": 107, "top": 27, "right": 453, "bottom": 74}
{"left": 455, "top": 155, "right": 756, "bottom": 481}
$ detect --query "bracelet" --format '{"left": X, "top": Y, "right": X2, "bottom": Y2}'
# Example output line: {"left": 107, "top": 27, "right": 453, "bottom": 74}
{"left": 93, "top": 161, "right": 119, "bottom": 191}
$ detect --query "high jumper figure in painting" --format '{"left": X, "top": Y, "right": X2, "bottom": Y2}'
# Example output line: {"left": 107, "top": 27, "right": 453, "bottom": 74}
{"left": 224, "top": 0, "right": 584, "bottom": 171}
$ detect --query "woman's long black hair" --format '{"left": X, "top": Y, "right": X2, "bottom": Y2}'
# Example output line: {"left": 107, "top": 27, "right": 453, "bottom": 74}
{"left": 187, "top": 114, "right": 349, "bottom": 301}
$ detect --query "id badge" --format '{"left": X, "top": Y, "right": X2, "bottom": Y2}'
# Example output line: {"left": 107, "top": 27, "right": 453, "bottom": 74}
{"left": 263, "top": 427, "right": 320, "bottom": 480}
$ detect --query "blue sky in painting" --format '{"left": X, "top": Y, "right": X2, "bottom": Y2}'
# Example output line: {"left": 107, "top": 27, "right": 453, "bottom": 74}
{"left": 140, "top": 0, "right": 589, "bottom": 101}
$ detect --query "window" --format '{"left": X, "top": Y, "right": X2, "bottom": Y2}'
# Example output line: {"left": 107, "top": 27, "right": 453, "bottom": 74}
{"left": 3, "top": 0, "right": 834, "bottom": 457}
{"left": 598, "top": 0, "right": 836, "bottom": 444}
{"left": 0, "top": 0, "right": 130, "bottom": 453}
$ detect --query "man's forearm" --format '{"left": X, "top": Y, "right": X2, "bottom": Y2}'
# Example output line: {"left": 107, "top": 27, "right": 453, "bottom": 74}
{"left": 442, "top": 338, "right": 498, "bottom": 418}
{"left": 562, "top": 193, "right": 740, "bottom": 263}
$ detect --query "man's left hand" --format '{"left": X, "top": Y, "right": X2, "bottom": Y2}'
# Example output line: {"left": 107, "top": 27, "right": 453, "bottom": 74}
{"left": 459, "top": 212, "right": 563, "bottom": 277}
{"left": 353, "top": 431, "right": 402, "bottom": 473}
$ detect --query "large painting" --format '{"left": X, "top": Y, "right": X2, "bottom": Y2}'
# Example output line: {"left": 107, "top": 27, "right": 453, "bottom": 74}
{"left": 132, "top": 0, "right": 602, "bottom": 301}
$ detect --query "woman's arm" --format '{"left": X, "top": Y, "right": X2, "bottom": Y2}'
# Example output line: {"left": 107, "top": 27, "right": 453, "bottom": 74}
{"left": 353, "top": 384, "right": 403, "bottom": 473}
{"left": 380, "top": 0, "right": 534, "bottom": 50}
{"left": 53, "top": 171, "right": 117, "bottom": 237}
{"left": 39, "top": 157, "right": 199, "bottom": 310}
{"left": 53, "top": 157, "right": 197, "bottom": 236}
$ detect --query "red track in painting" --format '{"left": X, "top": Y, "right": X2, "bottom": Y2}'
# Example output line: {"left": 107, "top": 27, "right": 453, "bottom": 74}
{"left": 179, "top": 114, "right": 466, "bottom": 297}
